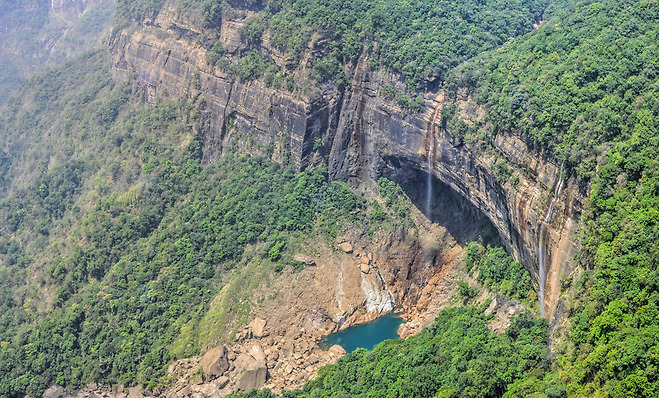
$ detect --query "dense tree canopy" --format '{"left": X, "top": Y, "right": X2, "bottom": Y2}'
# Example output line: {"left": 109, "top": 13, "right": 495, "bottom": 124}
{"left": 0, "top": 50, "right": 366, "bottom": 396}
{"left": 115, "top": 0, "right": 547, "bottom": 88}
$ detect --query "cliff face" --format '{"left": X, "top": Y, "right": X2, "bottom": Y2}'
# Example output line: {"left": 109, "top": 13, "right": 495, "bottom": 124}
{"left": 329, "top": 57, "right": 585, "bottom": 318}
{"left": 109, "top": 6, "right": 584, "bottom": 319}
{"left": 110, "top": 6, "right": 338, "bottom": 171}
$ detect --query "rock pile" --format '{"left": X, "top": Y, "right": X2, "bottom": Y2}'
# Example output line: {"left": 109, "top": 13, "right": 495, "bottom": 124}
{"left": 162, "top": 317, "right": 347, "bottom": 397}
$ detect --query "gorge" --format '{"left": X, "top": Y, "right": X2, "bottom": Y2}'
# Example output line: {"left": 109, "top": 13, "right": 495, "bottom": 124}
{"left": 109, "top": 3, "right": 583, "bottom": 321}
{"left": 3, "top": 0, "right": 658, "bottom": 397}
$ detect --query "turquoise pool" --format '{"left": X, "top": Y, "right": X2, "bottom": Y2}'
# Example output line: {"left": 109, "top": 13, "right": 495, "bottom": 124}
{"left": 318, "top": 312, "right": 404, "bottom": 353}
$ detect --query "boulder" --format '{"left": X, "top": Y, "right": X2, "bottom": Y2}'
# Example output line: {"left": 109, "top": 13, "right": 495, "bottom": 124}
{"left": 237, "top": 363, "right": 268, "bottom": 392}
{"left": 295, "top": 372, "right": 307, "bottom": 383}
{"left": 266, "top": 349, "right": 279, "bottom": 362}
{"left": 250, "top": 318, "right": 267, "bottom": 338}
{"left": 200, "top": 345, "right": 230, "bottom": 378}
{"left": 297, "top": 340, "right": 310, "bottom": 354}
{"left": 305, "top": 354, "right": 319, "bottom": 366}
{"left": 235, "top": 329, "right": 251, "bottom": 342}
{"left": 281, "top": 339, "right": 294, "bottom": 359}
{"left": 216, "top": 376, "right": 229, "bottom": 389}
{"left": 234, "top": 352, "right": 257, "bottom": 369}
{"left": 484, "top": 297, "right": 499, "bottom": 316}
{"left": 339, "top": 242, "right": 353, "bottom": 253}
{"left": 328, "top": 344, "right": 346, "bottom": 357}
{"left": 250, "top": 344, "right": 266, "bottom": 362}
{"left": 360, "top": 257, "right": 370, "bottom": 273}
{"left": 303, "top": 308, "right": 336, "bottom": 335}
{"left": 293, "top": 253, "right": 316, "bottom": 266}
{"left": 195, "top": 384, "right": 217, "bottom": 397}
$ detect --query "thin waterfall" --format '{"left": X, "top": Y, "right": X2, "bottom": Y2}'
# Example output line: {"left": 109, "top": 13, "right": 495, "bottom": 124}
{"left": 538, "top": 164, "right": 564, "bottom": 317}
{"left": 420, "top": 100, "right": 443, "bottom": 291}
{"left": 426, "top": 104, "right": 442, "bottom": 217}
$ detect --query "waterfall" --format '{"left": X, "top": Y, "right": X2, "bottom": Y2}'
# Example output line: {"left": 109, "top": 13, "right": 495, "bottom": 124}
{"left": 421, "top": 99, "right": 444, "bottom": 280}
{"left": 538, "top": 165, "right": 564, "bottom": 317}
{"left": 426, "top": 103, "right": 442, "bottom": 218}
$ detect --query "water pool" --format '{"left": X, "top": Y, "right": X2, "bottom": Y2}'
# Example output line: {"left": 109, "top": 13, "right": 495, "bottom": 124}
{"left": 318, "top": 312, "right": 404, "bottom": 353}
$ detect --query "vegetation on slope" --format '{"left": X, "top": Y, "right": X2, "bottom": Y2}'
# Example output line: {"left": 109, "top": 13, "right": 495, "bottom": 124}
{"left": 444, "top": 0, "right": 659, "bottom": 396}
{"left": 452, "top": 0, "right": 659, "bottom": 180}
{"left": 0, "top": 50, "right": 369, "bottom": 396}
{"left": 227, "top": 0, "right": 659, "bottom": 396}
{"left": 1, "top": 0, "right": 659, "bottom": 396}
{"left": 0, "top": 153, "right": 361, "bottom": 396}
{"left": 115, "top": 0, "right": 547, "bottom": 89}
{"left": 241, "top": 0, "right": 547, "bottom": 88}
{"left": 0, "top": 0, "right": 115, "bottom": 104}
{"left": 465, "top": 242, "right": 535, "bottom": 304}
{"left": 0, "top": 45, "right": 422, "bottom": 396}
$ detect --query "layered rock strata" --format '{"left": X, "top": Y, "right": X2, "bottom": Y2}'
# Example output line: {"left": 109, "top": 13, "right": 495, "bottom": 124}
{"left": 108, "top": 1, "right": 583, "bottom": 320}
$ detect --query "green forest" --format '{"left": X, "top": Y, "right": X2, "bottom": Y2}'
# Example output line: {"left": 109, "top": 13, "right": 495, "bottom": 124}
{"left": 114, "top": 0, "right": 547, "bottom": 89}
{"left": 0, "top": 52, "right": 366, "bottom": 395}
{"left": 0, "top": 0, "right": 658, "bottom": 397}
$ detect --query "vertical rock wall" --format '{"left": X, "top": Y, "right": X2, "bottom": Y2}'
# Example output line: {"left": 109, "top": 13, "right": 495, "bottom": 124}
{"left": 107, "top": 8, "right": 585, "bottom": 319}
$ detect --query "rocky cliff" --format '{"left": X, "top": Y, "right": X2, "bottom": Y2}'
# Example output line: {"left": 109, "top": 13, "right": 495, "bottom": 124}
{"left": 108, "top": 3, "right": 584, "bottom": 320}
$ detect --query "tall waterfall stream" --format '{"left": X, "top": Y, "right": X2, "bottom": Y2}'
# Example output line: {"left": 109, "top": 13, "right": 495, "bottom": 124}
{"left": 538, "top": 165, "right": 564, "bottom": 316}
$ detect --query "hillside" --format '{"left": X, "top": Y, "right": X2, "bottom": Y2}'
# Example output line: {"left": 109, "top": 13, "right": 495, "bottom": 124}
{"left": 0, "top": 0, "right": 116, "bottom": 104}
{"left": 0, "top": 0, "right": 658, "bottom": 397}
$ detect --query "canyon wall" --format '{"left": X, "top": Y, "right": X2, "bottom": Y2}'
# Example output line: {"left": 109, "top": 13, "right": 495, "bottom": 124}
{"left": 108, "top": 5, "right": 585, "bottom": 319}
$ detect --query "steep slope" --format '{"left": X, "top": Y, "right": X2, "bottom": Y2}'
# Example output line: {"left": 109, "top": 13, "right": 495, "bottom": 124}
{"left": 450, "top": 0, "right": 659, "bottom": 395}
{"left": 0, "top": 1, "right": 555, "bottom": 396}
